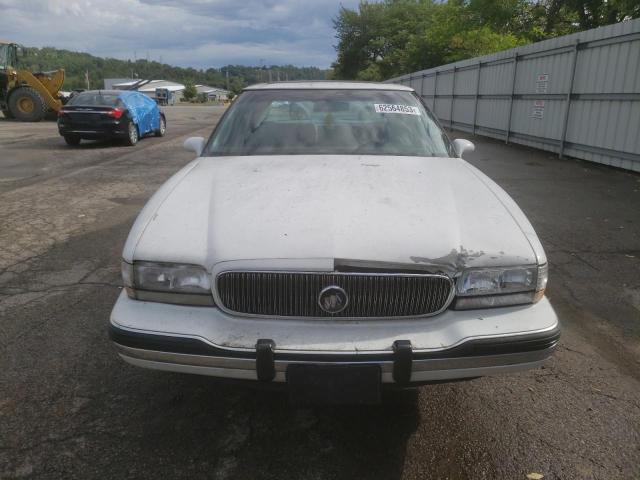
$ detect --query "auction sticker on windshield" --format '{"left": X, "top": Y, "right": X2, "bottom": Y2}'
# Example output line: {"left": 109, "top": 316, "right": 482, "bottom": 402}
{"left": 374, "top": 104, "right": 421, "bottom": 115}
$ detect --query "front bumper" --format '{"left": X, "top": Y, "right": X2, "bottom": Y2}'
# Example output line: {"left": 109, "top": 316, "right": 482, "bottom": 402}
{"left": 109, "top": 291, "right": 560, "bottom": 385}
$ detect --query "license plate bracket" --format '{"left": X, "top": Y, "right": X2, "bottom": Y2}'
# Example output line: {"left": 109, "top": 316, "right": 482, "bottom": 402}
{"left": 286, "top": 364, "right": 381, "bottom": 405}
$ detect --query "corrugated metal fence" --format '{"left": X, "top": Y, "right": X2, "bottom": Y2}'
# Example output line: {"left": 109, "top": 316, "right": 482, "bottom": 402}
{"left": 387, "top": 19, "right": 640, "bottom": 172}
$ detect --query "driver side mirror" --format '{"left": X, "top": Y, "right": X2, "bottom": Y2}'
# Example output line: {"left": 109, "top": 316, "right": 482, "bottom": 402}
{"left": 452, "top": 139, "right": 475, "bottom": 158}
{"left": 183, "top": 136, "right": 205, "bottom": 156}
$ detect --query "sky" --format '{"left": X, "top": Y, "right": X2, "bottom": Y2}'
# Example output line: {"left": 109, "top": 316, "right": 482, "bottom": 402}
{"left": 0, "top": 0, "right": 361, "bottom": 68}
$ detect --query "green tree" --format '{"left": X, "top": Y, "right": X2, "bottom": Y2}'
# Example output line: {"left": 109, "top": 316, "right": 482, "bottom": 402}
{"left": 446, "top": 27, "right": 524, "bottom": 62}
{"left": 332, "top": 1, "right": 438, "bottom": 81}
{"left": 331, "top": 0, "right": 639, "bottom": 81}
{"left": 182, "top": 83, "right": 197, "bottom": 101}
{"left": 538, "top": 0, "right": 640, "bottom": 35}
{"left": 16, "top": 46, "right": 332, "bottom": 92}
{"left": 228, "top": 77, "right": 245, "bottom": 96}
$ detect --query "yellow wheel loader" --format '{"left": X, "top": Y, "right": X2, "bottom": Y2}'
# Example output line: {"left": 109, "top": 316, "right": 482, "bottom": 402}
{"left": 0, "top": 41, "right": 65, "bottom": 121}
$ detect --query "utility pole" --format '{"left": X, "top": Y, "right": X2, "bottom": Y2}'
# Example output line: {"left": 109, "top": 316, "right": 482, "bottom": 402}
{"left": 226, "top": 70, "right": 230, "bottom": 91}
{"left": 85, "top": 70, "right": 90, "bottom": 90}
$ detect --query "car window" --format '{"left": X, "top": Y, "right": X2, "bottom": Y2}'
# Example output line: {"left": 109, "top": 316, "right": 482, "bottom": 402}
{"left": 0, "top": 45, "right": 8, "bottom": 69}
{"left": 205, "top": 89, "right": 453, "bottom": 157}
{"left": 68, "top": 92, "right": 120, "bottom": 107}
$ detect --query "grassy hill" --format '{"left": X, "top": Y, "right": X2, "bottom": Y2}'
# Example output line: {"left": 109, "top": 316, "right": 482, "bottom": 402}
{"left": 19, "top": 46, "right": 331, "bottom": 93}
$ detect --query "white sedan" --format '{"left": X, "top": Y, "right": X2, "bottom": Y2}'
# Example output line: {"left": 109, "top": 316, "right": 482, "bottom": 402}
{"left": 110, "top": 81, "right": 559, "bottom": 404}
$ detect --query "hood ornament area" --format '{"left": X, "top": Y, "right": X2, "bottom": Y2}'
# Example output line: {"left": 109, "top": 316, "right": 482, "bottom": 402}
{"left": 318, "top": 285, "right": 349, "bottom": 314}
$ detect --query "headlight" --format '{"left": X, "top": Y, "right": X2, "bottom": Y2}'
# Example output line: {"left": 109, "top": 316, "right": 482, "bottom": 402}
{"left": 121, "top": 260, "right": 215, "bottom": 306}
{"left": 453, "top": 264, "right": 547, "bottom": 310}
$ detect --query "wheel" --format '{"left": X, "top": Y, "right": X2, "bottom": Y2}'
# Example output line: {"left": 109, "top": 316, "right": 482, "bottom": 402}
{"left": 154, "top": 115, "right": 166, "bottom": 137}
{"left": 124, "top": 121, "right": 139, "bottom": 146}
{"left": 64, "top": 135, "right": 81, "bottom": 146}
{"left": 2, "top": 108, "right": 13, "bottom": 119}
{"left": 8, "top": 87, "right": 47, "bottom": 122}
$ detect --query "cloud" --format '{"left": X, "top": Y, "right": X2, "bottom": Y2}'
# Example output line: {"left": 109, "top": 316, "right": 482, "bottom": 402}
{"left": 0, "top": 0, "right": 359, "bottom": 68}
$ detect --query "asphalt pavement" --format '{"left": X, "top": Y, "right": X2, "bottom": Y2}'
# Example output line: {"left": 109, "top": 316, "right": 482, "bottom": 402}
{"left": 1, "top": 106, "right": 639, "bottom": 479}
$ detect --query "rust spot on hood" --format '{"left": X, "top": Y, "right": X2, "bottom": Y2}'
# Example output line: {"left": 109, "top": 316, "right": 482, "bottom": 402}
{"left": 410, "top": 247, "right": 486, "bottom": 273}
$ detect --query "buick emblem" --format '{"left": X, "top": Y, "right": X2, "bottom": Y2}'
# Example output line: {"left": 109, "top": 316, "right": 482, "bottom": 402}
{"left": 318, "top": 285, "right": 349, "bottom": 314}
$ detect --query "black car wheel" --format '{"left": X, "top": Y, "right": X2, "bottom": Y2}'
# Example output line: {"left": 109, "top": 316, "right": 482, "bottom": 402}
{"left": 64, "top": 135, "right": 81, "bottom": 146}
{"left": 155, "top": 115, "right": 166, "bottom": 137}
{"left": 124, "top": 121, "right": 139, "bottom": 146}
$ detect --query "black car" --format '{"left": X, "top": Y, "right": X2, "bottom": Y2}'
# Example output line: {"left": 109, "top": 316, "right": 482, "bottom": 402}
{"left": 57, "top": 90, "right": 166, "bottom": 146}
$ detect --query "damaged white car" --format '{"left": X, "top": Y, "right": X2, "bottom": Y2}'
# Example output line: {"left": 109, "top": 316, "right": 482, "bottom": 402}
{"left": 110, "top": 81, "right": 559, "bottom": 403}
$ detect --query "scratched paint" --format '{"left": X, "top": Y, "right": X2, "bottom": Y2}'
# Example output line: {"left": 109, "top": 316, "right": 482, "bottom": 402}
{"left": 124, "top": 154, "right": 541, "bottom": 272}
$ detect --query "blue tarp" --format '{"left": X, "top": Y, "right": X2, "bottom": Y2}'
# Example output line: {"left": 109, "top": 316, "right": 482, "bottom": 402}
{"left": 117, "top": 91, "right": 161, "bottom": 136}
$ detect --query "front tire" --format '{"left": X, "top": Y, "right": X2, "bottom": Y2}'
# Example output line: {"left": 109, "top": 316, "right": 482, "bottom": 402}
{"left": 8, "top": 87, "right": 47, "bottom": 122}
{"left": 124, "top": 121, "right": 139, "bottom": 146}
{"left": 155, "top": 115, "right": 166, "bottom": 137}
{"left": 64, "top": 135, "right": 81, "bottom": 146}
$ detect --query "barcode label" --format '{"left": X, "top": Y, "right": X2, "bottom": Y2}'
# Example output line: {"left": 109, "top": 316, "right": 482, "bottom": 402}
{"left": 374, "top": 104, "right": 421, "bottom": 115}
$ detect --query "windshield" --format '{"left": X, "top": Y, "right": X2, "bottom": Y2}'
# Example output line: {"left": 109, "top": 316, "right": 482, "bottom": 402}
{"left": 0, "top": 45, "right": 11, "bottom": 69}
{"left": 205, "top": 89, "right": 453, "bottom": 157}
{"left": 68, "top": 92, "right": 121, "bottom": 107}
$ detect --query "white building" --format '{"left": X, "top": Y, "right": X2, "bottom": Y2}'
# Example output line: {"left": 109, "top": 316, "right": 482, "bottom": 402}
{"left": 111, "top": 79, "right": 185, "bottom": 103}
{"left": 195, "top": 85, "right": 230, "bottom": 102}
{"left": 105, "top": 79, "right": 230, "bottom": 104}
{"left": 104, "top": 78, "right": 136, "bottom": 90}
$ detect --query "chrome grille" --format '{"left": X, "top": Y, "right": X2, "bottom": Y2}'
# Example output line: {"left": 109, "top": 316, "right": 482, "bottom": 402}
{"left": 216, "top": 271, "right": 454, "bottom": 318}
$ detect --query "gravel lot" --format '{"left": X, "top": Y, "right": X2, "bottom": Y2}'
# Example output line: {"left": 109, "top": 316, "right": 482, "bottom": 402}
{"left": 1, "top": 106, "right": 639, "bottom": 479}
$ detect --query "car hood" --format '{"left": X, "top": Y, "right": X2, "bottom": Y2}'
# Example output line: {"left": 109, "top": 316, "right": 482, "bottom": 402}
{"left": 124, "top": 155, "right": 545, "bottom": 274}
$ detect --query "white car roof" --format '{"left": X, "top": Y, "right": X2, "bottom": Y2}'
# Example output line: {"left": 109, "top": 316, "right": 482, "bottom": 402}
{"left": 244, "top": 81, "right": 413, "bottom": 91}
